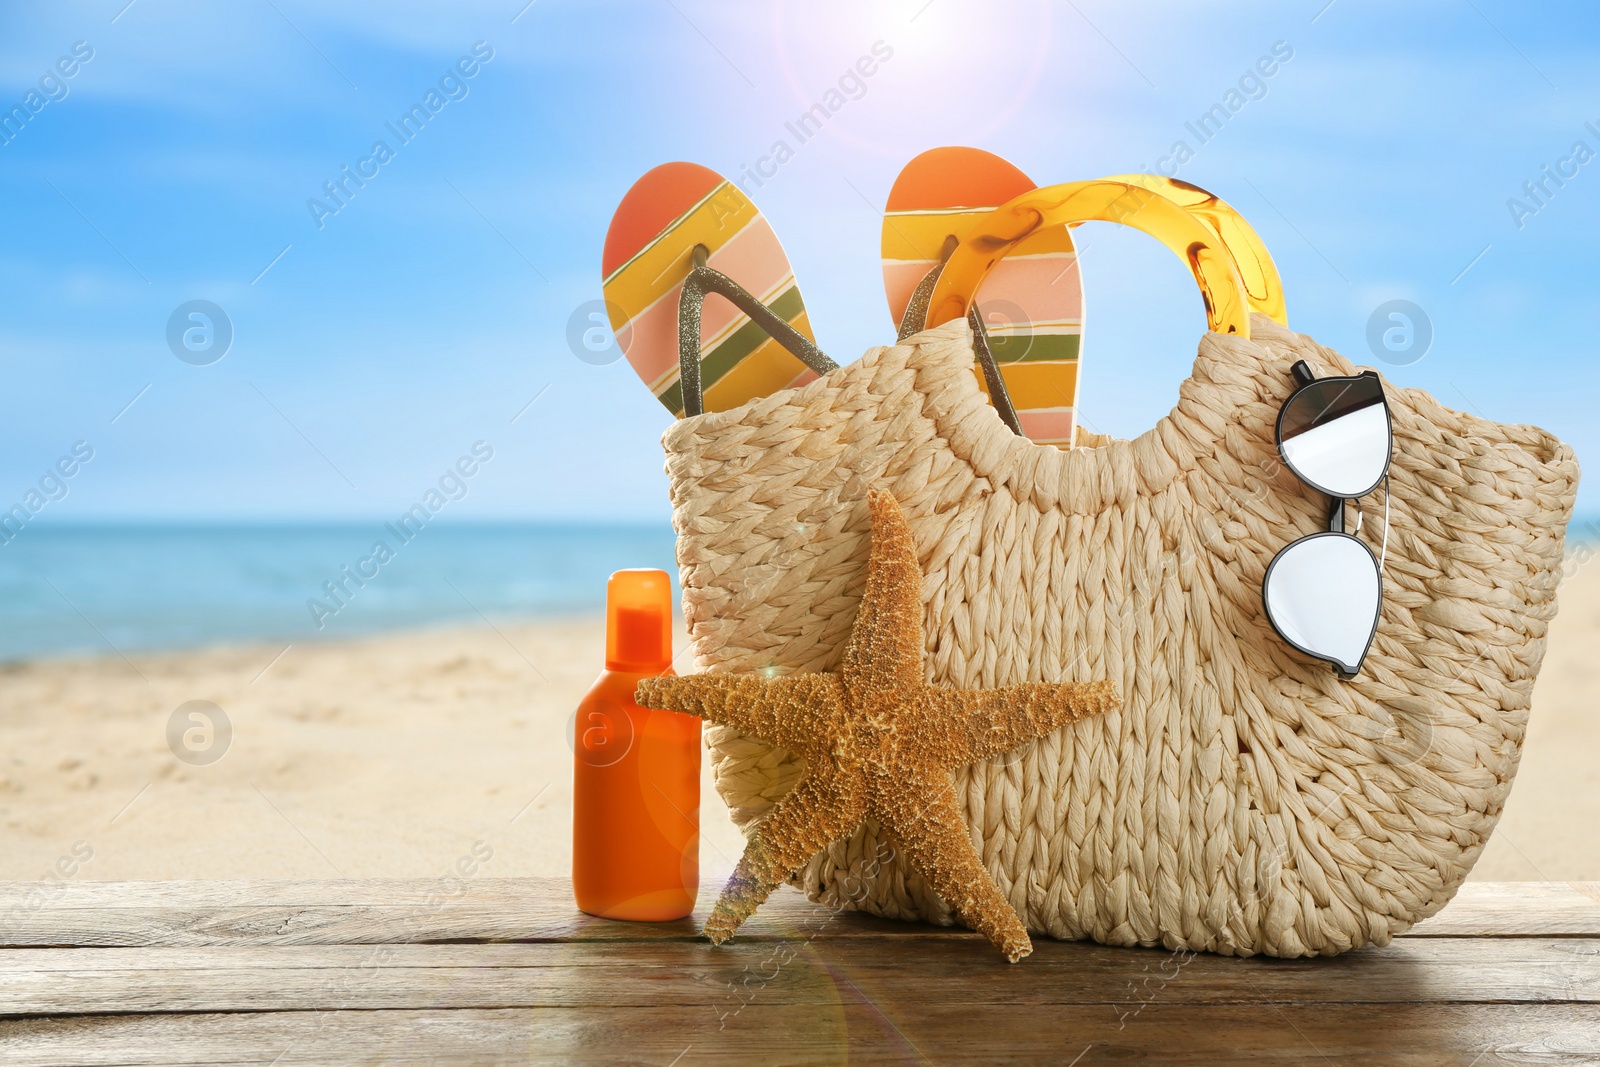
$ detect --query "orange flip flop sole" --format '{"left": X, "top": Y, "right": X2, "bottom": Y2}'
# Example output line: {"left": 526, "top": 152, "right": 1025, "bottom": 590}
{"left": 603, "top": 162, "right": 819, "bottom": 417}
{"left": 882, "top": 147, "right": 1084, "bottom": 447}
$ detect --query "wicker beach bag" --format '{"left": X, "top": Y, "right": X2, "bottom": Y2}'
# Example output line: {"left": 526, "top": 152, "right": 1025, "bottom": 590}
{"left": 662, "top": 181, "right": 1580, "bottom": 957}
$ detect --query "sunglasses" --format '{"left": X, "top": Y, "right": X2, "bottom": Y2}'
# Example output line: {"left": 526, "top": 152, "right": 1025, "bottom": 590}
{"left": 1262, "top": 360, "right": 1392, "bottom": 679}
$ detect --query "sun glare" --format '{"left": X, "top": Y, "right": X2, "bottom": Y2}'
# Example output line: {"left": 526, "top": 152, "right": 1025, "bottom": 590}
{"left": 765, "top": 0, "right": 1057, "bottom": 156}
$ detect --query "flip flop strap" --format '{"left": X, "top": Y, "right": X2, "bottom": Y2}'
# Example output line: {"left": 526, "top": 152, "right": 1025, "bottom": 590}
{"left": 898, "top": 262, "right": 1024, "bottom": 438}
{"left": 896, "top": 260, "right": 943, "bottom": 342}
{"left": 677, "top": 265, "right": 837, "bottom": 418}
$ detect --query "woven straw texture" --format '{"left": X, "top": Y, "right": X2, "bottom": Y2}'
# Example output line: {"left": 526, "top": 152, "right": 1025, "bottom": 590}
{"left": 661, "top": 314, "right": 1579, "bottom": 957}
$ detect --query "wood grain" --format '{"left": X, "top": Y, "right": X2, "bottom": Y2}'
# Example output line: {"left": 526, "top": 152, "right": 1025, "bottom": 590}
{"left": 2, "top": 1004, "right": 1598, "bottom": 1066}
{"left": 2, "top": 879, "right": 1596, "bottom": 948}
{"left": 1, "top": 879, "right": 1597, "bottom": 1065}
{"left": 3, "top": 935, "right": 1599, "bottom": 1016}
{"left": 0, "top": 879, "right": 895, "bottom": 948}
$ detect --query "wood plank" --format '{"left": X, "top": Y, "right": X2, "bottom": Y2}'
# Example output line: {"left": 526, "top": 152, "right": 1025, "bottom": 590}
{"left": 2, "top": 936, "right": 1598, "bottom": 1017}
{"left": 0, "top": 880, "right": 911, "bottom": 948}
{"left": 2, "top": 1003, "right": 1599, "bottom": 1066}
{"left": 3, "top": 880, "right": 1594, "bottom": 1065}
{"left": 1410, "top": 881, "right": 1600, "bottom": 936}
{"left": 3, "top": 879, "right": 1596, "bottom": 948}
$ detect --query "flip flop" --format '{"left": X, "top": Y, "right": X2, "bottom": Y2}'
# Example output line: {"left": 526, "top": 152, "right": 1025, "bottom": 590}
{"left": 602, "top": 162, "right": 829, "bottom": 417}
{"left": 881, "top": 147, "right": 1084, "bottom": 447}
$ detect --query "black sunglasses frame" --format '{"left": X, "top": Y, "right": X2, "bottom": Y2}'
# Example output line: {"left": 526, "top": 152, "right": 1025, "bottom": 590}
{"left": 1261, "top": 360, "right": 1392, "bottom": 679}
{"left": 1261, "top": 530, "right": 1382, "bottom": 679}
{"left": 1273, "top": 366, "right": 1393, "bottom": 503}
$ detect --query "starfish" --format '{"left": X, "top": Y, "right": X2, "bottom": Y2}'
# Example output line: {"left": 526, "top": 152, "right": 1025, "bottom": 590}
{"left": 636, "top": 491, "right": 1118, "bottom": 961}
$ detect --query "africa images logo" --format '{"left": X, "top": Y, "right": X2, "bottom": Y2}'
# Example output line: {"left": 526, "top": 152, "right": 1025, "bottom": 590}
{"left": 306, "top": 442, "right": 494, "bottom": 629}
{"left": 0, "top": 41, "right": 94, "bottom": 148}
{"left": 306, "top": 42, "right": 495, "bottom": 230}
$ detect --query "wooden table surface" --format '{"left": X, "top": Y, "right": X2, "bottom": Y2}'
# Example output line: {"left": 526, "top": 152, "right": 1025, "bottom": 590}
{"left": 0, "top": 879, "right": 1597, "bottom": 1065}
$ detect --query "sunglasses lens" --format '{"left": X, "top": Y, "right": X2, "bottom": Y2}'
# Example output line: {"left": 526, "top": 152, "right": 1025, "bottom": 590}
{"left": 1263, "top": 533, "right": 1380, "bottom": 677}
{"left": 1279, "top": 374, "right": 1389, "bottom": 498}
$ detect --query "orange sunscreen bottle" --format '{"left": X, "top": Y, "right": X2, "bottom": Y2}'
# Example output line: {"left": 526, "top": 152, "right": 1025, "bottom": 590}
{"left": 572, "top": 569, "right": 700, "bottom": 920}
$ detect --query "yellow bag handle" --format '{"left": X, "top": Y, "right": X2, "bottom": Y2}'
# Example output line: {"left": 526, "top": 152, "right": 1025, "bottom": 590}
{"left": 1101, "top": 174, "right": 1286, "bottom": 324}
{"left": 926, "top": 180, "right": 1253, "bottom": 340}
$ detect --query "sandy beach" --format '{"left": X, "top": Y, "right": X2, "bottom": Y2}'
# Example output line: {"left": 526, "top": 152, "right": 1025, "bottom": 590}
{"left": 0, "top": 617, "right": 749, "bottom": 890}
{"left": 2, "top": 560, "right": 1597, "bottom": 887}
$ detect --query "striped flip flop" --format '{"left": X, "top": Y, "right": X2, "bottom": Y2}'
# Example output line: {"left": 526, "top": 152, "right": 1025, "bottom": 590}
{"left": 602, "top": 162, "right": 828, "bottom": 417}
{"left": 882, "top": 147, "right": 1083, "bottom": 447}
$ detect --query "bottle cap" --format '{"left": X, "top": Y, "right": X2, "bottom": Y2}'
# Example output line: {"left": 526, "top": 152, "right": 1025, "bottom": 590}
{"left": 606, "top": 568, "right": 672, "bottom": 671}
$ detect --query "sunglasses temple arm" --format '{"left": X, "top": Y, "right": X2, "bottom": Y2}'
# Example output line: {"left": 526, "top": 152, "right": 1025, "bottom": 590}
{"left": 1379, "top": 476, "right": 1390, "bottom": 573}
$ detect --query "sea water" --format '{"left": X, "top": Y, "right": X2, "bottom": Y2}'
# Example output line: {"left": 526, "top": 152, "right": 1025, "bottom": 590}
{"left": 0, "top": 522, "right": 677, "bottom": 661}
{"left": 2, "top": 513, "right": 1595, "bottom": 662}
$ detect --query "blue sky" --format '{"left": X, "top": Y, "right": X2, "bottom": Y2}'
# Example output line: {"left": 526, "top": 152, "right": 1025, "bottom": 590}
{"left": 1, "top": 0, "right": 1596, "bottom": 521}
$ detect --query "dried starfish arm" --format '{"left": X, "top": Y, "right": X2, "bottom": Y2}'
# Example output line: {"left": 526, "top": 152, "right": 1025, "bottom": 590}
{"left": 918, "top": 680, "right": 1121, "bottom": 765}
{"left": 841, "top": 492, "right": 926, "bottom": 697}
{"left": 880, "top": 771, "right": 1034, "bottom": 962}
{"left": 704, "top": 767, "right": 865, "bottom": 944}
{"left": 635, "top": 672, "right": 844, "bottom": 762}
